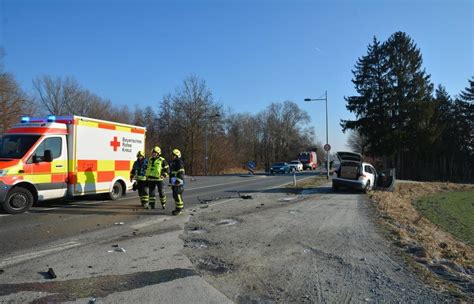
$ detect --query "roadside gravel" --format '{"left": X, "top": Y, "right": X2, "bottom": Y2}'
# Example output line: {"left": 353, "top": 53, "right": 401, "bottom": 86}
{"left": 182, "top": 185, "right": 451, "bottom": 303}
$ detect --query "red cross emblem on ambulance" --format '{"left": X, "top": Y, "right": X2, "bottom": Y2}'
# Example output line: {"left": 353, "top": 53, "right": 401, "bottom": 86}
{"left": 110, "top": 136, "right": 121, "bottom": 151}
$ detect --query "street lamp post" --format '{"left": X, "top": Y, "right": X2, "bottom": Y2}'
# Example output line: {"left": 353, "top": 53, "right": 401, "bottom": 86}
{"left": 304, "top": 90, "right": 330, "bottom": 180}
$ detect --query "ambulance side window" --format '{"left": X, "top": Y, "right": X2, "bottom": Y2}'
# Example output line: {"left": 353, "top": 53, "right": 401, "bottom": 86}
{"left": 29, "top": 137, "right": 62, "bottom": 163}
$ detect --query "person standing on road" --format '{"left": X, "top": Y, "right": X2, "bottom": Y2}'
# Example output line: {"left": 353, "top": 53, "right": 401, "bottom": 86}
{"left": 146, "top": 146, "right": 169, "bottom": 209}
{"left": 130, "top": 150, "right": 149, "bottom": 208}
{"left": 169, "top": 148, "right": 185, "bottom": 215}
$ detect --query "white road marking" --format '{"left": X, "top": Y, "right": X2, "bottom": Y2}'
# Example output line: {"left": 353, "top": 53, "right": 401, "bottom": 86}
{"left": 0, "top": 214, "right": 10, "bottom": 217}
{"left": 0, "top": 241, "right": 82, "bottom": 267}
{"left": 203, "top": 175, "right": 317, "bottom": 208}
{"left": 131, "top": 217, "right": 172, "bottom": 229}
{"left": 30, "top": 207, "right": 60, "bottom": 211}
{"left": 187, "top": 179, "right": 266, "bottom": 192}
{"left": 208, "top": 198, "right": 237, "bottom": 207}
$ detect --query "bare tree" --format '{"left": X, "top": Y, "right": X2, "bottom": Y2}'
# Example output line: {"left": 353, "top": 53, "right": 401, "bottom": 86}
{"left": 0, "top": 51, "right": 35, "bottom": 134}
{"left": 347, "top": 129, "right": 368, "bottom": 154}
{"left": 157, "top": 75, "right": 223, "bottom": 175}
{"left": 32, "top": 75, "right": 81, "bottom": 115}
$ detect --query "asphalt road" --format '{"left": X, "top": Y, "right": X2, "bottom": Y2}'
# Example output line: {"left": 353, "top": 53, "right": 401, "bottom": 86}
{"left": 0, "top": 171, "right": 320, "bottom": 257}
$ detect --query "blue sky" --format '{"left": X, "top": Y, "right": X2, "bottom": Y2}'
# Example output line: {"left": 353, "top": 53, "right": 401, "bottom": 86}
{"left": 1, "top": 0, "right": 472, "bottom": 152}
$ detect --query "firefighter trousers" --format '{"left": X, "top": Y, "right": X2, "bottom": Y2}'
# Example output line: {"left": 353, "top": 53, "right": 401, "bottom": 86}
{"left": 148, "top": 180, "right": 166, "bottom": 208}
{"left": 137, "top": 180, "right": 149, "bottom": 207}
{"left": 172, "top": 185, "right": 184, "bottom": 210}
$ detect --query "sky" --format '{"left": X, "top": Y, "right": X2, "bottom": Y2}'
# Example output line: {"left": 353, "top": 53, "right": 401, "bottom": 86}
{"left": 1, "top": 0, "right": 473, "bottom": 153}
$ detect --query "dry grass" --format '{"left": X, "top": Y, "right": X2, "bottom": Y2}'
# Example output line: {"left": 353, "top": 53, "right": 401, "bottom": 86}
{"left": 286, "top": 176, "right": 328, "bottom": 189}
{"left": 220, "top": 167, "right": 251, "bottom": 174}
{"left": 369, "top": 182, "right": 474, "bottom": 267}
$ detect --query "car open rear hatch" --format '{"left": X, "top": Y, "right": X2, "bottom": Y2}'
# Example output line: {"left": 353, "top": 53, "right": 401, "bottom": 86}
{"left": 336, "top": 151, "right": 363, "bottom": 162}
{"left": 336, "top": 152, "right": 362, "bottom": 179}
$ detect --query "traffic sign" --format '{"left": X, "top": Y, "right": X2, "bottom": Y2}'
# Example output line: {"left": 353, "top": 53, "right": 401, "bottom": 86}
{"left": 323, "top": 144, "right": 331, "bottom": 152}
{"left": 247, "top": 161, "right": 256, "bottom": 170}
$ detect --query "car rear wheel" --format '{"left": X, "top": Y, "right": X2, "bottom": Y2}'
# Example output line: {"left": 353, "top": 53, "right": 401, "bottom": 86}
{"left": 108, "top": 181, "right": 123, "bottom": 200}
{"left": 364, "top": 181, "right": 372, "bottom": 193}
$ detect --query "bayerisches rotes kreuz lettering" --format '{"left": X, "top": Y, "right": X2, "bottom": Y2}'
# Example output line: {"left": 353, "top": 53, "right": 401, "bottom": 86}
{"left": 121, "top": 137, "right": 143, "bottom": 153}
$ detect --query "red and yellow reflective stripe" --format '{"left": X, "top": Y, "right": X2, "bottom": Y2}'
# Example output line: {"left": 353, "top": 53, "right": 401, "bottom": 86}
{"left": 77, "top": 119, "right": 145, "bottom": 134}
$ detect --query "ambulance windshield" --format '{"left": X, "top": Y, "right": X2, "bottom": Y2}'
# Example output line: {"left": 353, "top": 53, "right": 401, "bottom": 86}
{"left": 0, "top": 135, "right": 40, "bottom": 159}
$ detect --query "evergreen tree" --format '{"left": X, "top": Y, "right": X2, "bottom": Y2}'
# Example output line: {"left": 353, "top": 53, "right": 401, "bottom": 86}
{"left": 341, "top": 37, "right": 392, "bottom": 157}
{"left": 456, "top": 77, "right": 474, "bottom": 180}
{"left": 459, "top": 77, "right": 474, "bottom": 101}
{"left": 383, "top": 32, "right": 433, "bottom": 176}
{"left": 342, "top": 32, "right": 434, "bottom": 178}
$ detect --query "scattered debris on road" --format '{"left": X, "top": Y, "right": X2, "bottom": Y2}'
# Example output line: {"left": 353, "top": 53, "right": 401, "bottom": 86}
{"left": 198, "top": 192, "right": 253, "bottom": 204}
{"left": 47, "top": 268, "right": 57, "bottom": 279}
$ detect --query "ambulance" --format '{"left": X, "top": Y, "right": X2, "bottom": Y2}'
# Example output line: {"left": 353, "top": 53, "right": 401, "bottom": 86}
{"left": 0, "top": 115, "right": 146, "bottom": 214}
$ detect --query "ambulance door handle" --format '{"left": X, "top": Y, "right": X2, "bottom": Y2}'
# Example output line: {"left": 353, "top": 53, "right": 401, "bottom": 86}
{"left": 55, "top": 165, "right": 64, "bottom": 168}
{"left": 18, "top": 170, "right": 24, "bottom": 173}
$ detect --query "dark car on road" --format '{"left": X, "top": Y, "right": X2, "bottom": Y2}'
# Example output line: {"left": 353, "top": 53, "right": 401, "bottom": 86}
{"left": 270, "top": 162, "right": 290, "bottom": 174}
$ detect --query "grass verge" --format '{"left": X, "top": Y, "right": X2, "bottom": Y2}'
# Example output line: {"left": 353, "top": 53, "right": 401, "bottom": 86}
{"left": 415, "top": 191, "right": 474, "bottom": 246}
{"left": 369, "top": 182, "right": 474, "bottom": 298}
{"left": 285, "top": 175, "right": 328, "bottom": 190}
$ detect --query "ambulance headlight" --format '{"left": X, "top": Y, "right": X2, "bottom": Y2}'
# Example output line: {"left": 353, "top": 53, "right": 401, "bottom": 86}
{"left": 0, "top": 170, "right": 8, "bottom": 177}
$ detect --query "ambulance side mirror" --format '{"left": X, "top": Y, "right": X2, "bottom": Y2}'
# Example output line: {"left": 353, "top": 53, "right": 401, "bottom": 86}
{"left": 44, "top": 150, "right": 53, "bottom": 162}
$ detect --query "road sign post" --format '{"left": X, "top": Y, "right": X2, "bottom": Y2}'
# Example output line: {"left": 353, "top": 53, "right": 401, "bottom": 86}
{"left": 247, "top": 161, "right": 256, "bottom": 175}
{"left": 323, "top": 144, "right": 331, "bottom": 179}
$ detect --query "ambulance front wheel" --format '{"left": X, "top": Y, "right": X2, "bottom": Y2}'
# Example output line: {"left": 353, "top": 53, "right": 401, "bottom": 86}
{"left": 3, "top": 187, "right": 34, "bottom": 214}
{"left": 108, "top": 181, "right": 123, "bottom": 200}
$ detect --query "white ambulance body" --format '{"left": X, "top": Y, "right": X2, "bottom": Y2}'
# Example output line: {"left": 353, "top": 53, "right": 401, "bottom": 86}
{"left": 0, "top": 115, "right": 146, "bottom": 214}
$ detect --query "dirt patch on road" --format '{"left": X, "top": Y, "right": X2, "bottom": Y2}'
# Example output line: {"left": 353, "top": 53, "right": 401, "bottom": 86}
{"left": 369, "top": 182, "right": 474, "bottom": 298}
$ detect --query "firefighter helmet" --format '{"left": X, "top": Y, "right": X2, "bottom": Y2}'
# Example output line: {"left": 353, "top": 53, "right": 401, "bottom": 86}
{"left": 172, "top": 148, "right": 181, "bottom": 158}
{"left": 152, "top": 146, "right": 161, "bottom": 154}
{"left": 136, "top": 150, "right": 145, "bottom": 157}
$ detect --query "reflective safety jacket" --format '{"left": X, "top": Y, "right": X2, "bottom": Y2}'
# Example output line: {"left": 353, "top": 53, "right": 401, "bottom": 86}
{"left": 170, "top": 158, "right": 185, "bottom": 185}
{"left": 146, "top": 156, "right": 169, "bottom": 181}
{"left": 130, "top": 158, "right": 148, "bottom": 181}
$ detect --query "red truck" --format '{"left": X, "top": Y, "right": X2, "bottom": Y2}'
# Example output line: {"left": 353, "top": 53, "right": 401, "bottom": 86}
{"left": 298, "top": 151, "right": 318, "bottom": 170}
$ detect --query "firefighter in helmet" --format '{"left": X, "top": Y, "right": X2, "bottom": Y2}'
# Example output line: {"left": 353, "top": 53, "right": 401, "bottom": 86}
{"left": 146, "top": 146, "right": 169, "bottom": 209}
{"left": 130, "top": 150, "right": 149, "bottom": 207}
{"left": 169, "top": 148, "right": 185, "bottom": 215}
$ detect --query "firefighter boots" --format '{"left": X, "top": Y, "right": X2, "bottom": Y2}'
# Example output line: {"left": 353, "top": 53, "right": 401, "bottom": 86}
{"left": 172, "top": 208, "right": 183, "bottom": 216}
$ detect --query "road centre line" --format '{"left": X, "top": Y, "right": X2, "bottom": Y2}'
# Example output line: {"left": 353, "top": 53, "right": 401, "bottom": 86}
{"left": 185, "top": 178, "right": 269, "bottom": 192}
{"left": 0, "top": 241, "right": 82, "bottom": 268}
{"left": 185, "top": 174, "right": 316, "bottom": 192}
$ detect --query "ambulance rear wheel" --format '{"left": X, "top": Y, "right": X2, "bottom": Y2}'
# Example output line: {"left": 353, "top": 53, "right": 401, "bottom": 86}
{"left": 108, "top": 181, "right": 123, "bottom": 200}
{"left": 3, "top": 187, "right": 34, "bottom": 214}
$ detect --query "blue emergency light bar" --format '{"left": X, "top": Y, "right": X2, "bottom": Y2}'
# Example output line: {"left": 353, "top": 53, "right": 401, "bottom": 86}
{"left": 21, "top": 116, "right": 30, "bottom": 123}
{"left": 47, "top": 115, "right": 56, "bottom": 122}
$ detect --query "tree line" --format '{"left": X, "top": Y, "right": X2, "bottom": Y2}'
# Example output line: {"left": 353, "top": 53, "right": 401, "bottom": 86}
{"left": 342, "top": 32, "right": 473, "bottom": 182}
{"left": 0, "top": 50, "right": 317, "bottom": 175}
